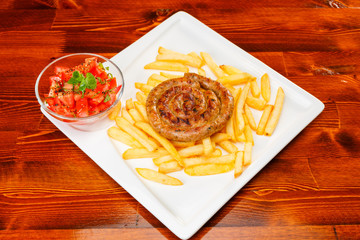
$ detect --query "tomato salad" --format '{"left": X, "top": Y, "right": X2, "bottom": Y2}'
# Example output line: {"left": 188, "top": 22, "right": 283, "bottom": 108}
{"left": 44, "top": 57, "right": 122, "bottom": 118}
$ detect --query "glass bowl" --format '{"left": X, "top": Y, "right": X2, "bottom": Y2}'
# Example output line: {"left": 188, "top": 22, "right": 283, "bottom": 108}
{"left": 35, "top": 53, "right": 124, "bottom": 131}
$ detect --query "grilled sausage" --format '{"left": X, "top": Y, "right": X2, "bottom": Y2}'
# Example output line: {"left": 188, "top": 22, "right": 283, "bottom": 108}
{"left": 146, "top": 73, "right": 234, "bottom": 142}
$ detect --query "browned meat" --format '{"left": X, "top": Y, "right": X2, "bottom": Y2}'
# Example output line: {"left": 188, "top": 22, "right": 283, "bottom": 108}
{"left": 146, "top": 73, "right": 234, "bottom": 142}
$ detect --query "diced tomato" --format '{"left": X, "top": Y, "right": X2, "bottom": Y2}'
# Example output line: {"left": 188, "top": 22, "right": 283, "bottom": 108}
{"left": 108, "top": 78, "right": 117, "bottom": 89}
{"left": 54, "top": 66, "right": 69, "bottom": 75}
{"left": 76, "top": 97, "right": 89, "bottom": 118}
{"left": 45, "top": 58, "right": 122, "bottom": 118}
{"left": 58, "top": 92, "right": 75, "bottom": 109}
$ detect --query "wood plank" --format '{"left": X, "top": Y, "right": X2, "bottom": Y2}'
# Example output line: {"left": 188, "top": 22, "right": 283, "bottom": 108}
{"left": 335, "top": 225, "right": 360, "bottom": 240}
{"left": 209, "top": 189, "right": 360, "bottom": 227}
{"left": 48, "top": 8, "right": 360, "bottom": 52}
{"left": 0, "top": 10, "right": 55, "bottom": 31}
{"left": 0, "top": 229, "right": 170, "bottom": 240}
{"left": 195, "top": 226, "right": 336, "bottom": 239}
{"left": 284, "top": 51, "right": 360, "bottom": 76}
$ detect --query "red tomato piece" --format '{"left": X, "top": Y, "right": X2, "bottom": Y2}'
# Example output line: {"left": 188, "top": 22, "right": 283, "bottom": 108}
{"left": 76, "top": 97, "right": 89, "bottom": 118}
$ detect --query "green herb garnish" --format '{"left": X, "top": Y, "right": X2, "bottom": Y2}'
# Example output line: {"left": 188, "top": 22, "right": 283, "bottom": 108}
{"left": 67, "top": 71, "right": 97, "bottom": 95}
{"left": 104, "top": 94, "right": 111, "bottom": 103}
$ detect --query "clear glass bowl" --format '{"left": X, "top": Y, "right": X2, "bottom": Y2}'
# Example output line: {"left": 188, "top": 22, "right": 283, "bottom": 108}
{"left": 35, "top": 53, "right": 124, "bottom": 131}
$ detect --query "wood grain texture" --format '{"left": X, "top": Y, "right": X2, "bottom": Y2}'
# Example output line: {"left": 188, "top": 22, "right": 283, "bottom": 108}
{"left": 1, "top": 0, "right": 360, "bottom": 239}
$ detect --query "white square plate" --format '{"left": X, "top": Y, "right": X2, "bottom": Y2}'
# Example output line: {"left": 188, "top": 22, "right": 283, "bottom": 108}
{"left": 41, "top": 11, "right": 324, "bottom": 239}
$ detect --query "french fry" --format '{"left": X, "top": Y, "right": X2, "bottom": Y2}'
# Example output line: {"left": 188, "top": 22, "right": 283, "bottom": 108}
{"left": 134, "top": 102, "right": 148, "bottom": 122}
{"left": 160, "top": 72, "right": 182, "bottom": 79}
{"left": 136, "top": 168, "right": 183, "bottom": 186}
{"left": 218, "top": 73, "right": 255, "bottom": 85}
{"left": 107, "top": 126, "right": 142, "bottom": 148}
{"left": 250, "top": 79, "right": 260, "bottom": 98}
{"left": 264, "top": 87, "right": 285, "bottom": 136}
{"left": 234, "top": 151, "right": 244, "bottom": 178}
{"left": 149, "top": 73, "right": 168, "bottom": 82}
{"left": 202, "top": 137, "right": 214, "bottom": 156}
{"left": 226, "top": 115, "right": 236, "bottom": 141}
{"left": 244, "top": 104, "right": 256, "bottom": 130}
{"left": 236, "top": 131, "right": 247, "bottom": 142}
{"left": 153, "top": 144, "right": 204, "bottom": 166}
{"left": 116, "top": 117, "right": 158, "bottom": 152}
{"left": 261, "top": 73, "right": 271, "bottom": 102}
{"left": 210, "top": 148, "right": 222, "bottom": 157}
{"left": 108, "top": 101, "right": 122, "bottom": 120}
{"left": 184, "top": 163, "right": 234, "bottom": 176}
{"left": 246, "top": 96, "right": 267, "bottom": 110}
{"left": 244, "top": 124, "right": 254, "bottom": 145}
{"left": 244, "top": 142, "right": 252, "bottom": 166}
{"left": 123, "top": 147, "right": 169, "bottom": 160}
{"left": 200, "top": 52, "right": 225, "bottom": 78}
{"left": 235, "top": 82, "right": 250, "bottom": 134}
{"left": 158, "top": 46, "right": 178, "bottom": 55}
{"left": 256, "top": 104, "right": 273, "bottom": 135}
{"left": 158, "top": 160, "right": 183, "bottom": 174}
{"left": 147, "top": 77, "right": 162, "bottom": 87}
{"left": 219, "top": 65, "right": 244, "bottom": 75}
{"left": 188, "top": 51, "right": 205, "bottom": 67}
{"left": 126, "top": 98, "right": 134, "bottom": 110}
{"left": 135, "top": 82, "right": 153, "bottom": 95}
{"left": 211, "top": 133, "right": 231, "bottom": 143}
{"left": 218, "top": 140, "right": 238, "bottom": 153}
{"left": 129, "top": 108, "right": 144, "bottom": 122}
{"left": 198, "top": 68, "right": 206, "bottom": 77}
{"left": 171, "top": 141, "right": 195, "bottom": 148}
{"left": 183, "top": 153, "right": 235, "bottom": 167}
{"left": 156, "top": 53, "right": 202, "bottom": 68}
{"left": 136, "top": 91, "right": 147, "bottom": 105}
{"left": 121, "top": 108, "right": 135, "bottom": 124}
{"left": 135, "top": 122, "right": 182, "bottom": 164}
{"left": 144, "top": 61, "right": 189, "bottom": 72}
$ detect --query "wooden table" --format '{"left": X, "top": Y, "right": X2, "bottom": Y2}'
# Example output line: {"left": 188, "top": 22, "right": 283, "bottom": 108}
{"left": 1, "top": 0, "right": 360, "bottom": 239}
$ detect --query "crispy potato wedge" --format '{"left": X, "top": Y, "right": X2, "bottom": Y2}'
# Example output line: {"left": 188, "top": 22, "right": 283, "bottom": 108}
{"left": 136, "top": 168, "right": 183, "bottom": 186}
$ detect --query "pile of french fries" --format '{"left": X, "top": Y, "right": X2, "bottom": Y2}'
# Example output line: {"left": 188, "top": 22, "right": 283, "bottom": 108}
{"left": 107, "top": 47, "right": 285, "bottom": 186}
